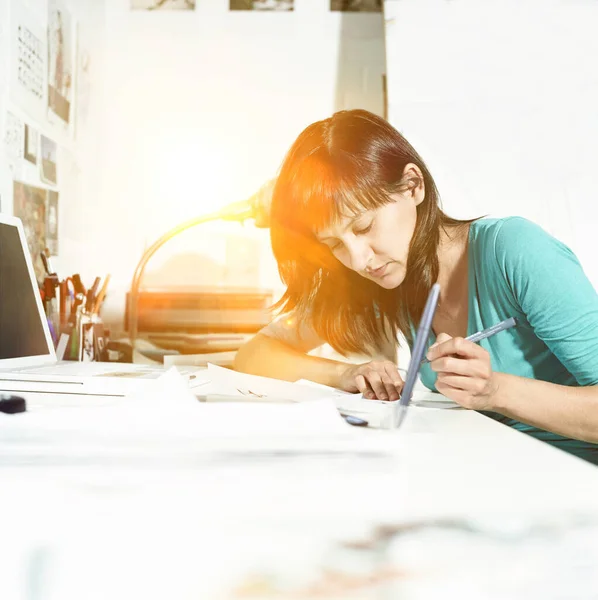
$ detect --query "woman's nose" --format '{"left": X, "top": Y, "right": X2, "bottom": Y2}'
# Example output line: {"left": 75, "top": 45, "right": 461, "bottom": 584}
{"left": 346, "top": 239, "right": 373, "bottom": 272}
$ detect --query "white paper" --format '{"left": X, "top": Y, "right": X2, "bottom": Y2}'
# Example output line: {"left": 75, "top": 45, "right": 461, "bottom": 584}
{"left": 205, "top": 363, "right": 342, "bottom": 401}
{"left": 204, "top": 365, "right": 399, "bottom": 428}
{"left": 3, "top": 111, "right": 24, "bottom": 159}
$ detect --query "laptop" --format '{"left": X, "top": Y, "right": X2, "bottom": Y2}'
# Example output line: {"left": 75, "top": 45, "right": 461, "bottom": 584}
{"left": 0, "top": 214, "right": 204, "bottom": 397}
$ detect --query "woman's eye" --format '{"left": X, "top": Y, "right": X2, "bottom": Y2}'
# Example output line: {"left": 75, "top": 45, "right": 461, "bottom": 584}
{"left": 354, "top": 222, "right": 373, "bottom": 235}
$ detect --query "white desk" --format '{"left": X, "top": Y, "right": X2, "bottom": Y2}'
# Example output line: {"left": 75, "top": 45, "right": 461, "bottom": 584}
{"left": 1, "top": 396, "right": 598, "bottom": 599}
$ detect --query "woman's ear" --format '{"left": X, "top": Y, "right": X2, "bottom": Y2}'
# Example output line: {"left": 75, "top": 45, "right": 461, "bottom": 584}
{"left": 402, "top": 163, "right": 425, "bottom": 206}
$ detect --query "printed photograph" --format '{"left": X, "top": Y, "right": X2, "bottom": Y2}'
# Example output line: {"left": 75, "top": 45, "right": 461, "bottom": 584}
{"left": 131, "top": 0, "right": 196, "bottom": 9}
{"left": 230, "top": 0, "right": 294, "bottom": 10}
{"left": 46, "top": 190, "right": 59, "bottom": 256}
{"left": 24, "top": 124, "right": 38, "bottom": 165}
{"left": 13, "top": 181, "right": 47, "bottom": 283}
{"left": 331, "top": 0, "right": 382, "bottom": 12}
{"left": 40, "top": 135, "right": 58, "bottom": 185}
{"left": 48, "top": 0, "right": 75, "bottom": 126}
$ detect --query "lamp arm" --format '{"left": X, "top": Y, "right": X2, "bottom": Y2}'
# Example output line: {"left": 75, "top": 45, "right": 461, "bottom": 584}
{"left": 127, "top": 210, "right": 226, "bottom": 354}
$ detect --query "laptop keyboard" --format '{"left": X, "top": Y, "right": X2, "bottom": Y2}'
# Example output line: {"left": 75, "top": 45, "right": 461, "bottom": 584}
{"left": 4, "top": 363, "right": 201, "bottom": 377}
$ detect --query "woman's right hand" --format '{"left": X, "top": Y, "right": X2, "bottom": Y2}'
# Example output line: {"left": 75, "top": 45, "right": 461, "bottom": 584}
{"left": 339, "top": 361, "right": 404, "bottom": 401}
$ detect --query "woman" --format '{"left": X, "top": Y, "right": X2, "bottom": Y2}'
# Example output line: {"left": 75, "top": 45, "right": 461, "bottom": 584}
{"left": 234, "top": 109, "right": 598, "bottom": 463}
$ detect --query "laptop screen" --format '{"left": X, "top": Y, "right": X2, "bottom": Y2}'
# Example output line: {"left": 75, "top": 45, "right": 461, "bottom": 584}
{"left": 0, "top": 219, "right": 54, "bottom": 365}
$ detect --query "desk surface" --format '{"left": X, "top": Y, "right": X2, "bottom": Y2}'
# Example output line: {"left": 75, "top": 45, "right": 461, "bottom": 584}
{"left": 1, "top": 395, "right": 598, "bottom": 598}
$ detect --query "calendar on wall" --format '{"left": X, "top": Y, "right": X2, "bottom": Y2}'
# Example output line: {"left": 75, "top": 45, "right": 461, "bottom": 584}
{"left": 9, "top": 0, "right": 48, "bottom": 123}
{"left": 17, "top": 24, "right": 44, "bottom": 103}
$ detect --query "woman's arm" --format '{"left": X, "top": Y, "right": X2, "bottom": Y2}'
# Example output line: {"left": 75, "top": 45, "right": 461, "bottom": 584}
{"left": 233, "top": 333, "right": 349, "bottom": 388}
{"left": 492, "top": 373, "right": 598, "bottom": 444}
{"left": 427, "top": 335, "right": 598, "bottom": 443}
{"left": 234, "top": 314, "right": 404, "bottom": 399}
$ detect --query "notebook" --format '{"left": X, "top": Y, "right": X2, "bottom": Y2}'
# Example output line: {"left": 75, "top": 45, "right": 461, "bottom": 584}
{"left": 0, "top": 214, "right": 203, "bottom": 397}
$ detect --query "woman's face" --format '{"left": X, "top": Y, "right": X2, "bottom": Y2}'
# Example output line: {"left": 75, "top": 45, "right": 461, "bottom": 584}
{"left": 315, "top": 168, "right": 424, "bottom": 290}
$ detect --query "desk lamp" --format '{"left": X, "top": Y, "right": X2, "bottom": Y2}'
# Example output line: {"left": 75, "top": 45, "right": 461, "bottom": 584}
{"left": 127, "top": 180, "right": 274, "bottom": 355}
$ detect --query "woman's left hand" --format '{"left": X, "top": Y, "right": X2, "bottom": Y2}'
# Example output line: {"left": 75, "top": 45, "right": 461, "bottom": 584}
{"left": 426, "top": 333, "right": 499, "bottom": 411}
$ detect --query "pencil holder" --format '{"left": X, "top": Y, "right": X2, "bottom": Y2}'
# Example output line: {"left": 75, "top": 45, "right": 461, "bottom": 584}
{"left": 59, "top": 313, "right": 109, "bottom": 362}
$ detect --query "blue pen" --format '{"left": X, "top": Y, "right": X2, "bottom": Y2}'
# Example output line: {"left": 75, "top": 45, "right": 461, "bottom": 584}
{"left": 421, "top": 316, "right": 518, "bottom": 365}
{"left": 339, "top": 413, "right": 369, "bottom": 427}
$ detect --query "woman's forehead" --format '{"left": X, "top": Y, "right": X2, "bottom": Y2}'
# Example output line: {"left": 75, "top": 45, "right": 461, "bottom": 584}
{"left": 315, "top": 207, "right": 371, "bottom": 239}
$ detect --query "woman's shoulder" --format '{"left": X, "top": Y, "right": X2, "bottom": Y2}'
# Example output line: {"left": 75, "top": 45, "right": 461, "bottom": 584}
{"left": 471, "top": 216, "right": 576, "bottom": 274}
{"left": 471, "top": 215, "right": 543, "bottom": 238}
{"left": 471, "top": 216, "right": 561, "bottom": 255}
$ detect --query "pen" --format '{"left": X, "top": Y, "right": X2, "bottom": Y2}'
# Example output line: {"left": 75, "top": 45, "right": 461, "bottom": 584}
{"left": 422, "top": 316, "right": 518, "bottom": 365}
{"left": 92, "top": 275, "right": 111, "bottom": 316}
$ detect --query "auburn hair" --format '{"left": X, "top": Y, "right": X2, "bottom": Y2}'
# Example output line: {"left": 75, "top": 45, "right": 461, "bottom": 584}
{"left": 270, "top": 109, "right": 471, "bottom": 356}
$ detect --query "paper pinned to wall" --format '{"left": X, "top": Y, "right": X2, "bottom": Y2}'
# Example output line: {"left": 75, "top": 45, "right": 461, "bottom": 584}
{"left": 3, "top": 111, "right": 24, "bottom": 161}
{"left": 8, "top": 0, "right": 47, "bottom": 123}
{"left": 47, "top": 0, "right": 76, "bottom": 132}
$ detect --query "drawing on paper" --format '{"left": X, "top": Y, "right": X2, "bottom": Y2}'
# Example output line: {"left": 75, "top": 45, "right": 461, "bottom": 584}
{"left": 48, "top": 0, "right": 75, "bottom": 126}
{"left": 3, "top": 112, "right": 24, "bottom": 160}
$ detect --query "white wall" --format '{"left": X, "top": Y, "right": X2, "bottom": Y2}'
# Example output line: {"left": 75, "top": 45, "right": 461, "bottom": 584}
{"left": 97, "top": 0, "right": 385, "bottom": 331}
{"left": 384, "top": 0, "right": 598, "bottom": 287}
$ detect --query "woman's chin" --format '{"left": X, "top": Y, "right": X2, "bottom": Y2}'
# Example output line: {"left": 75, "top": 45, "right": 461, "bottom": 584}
{"left": 374, "top": 270, "right": 404, "bottom": 290}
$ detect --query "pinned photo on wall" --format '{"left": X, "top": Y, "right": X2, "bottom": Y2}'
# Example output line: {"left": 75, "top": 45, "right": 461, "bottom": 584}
{"left": 47, "top": 0, "right": 76, "bottom": 128}
{"left": 131, "top": 0, "right": 196, "bottom": 9}
{"left": 40, "top": 135, "right": 58, "bottom": 185}
{"left": 24, "top": 124, "right": 38, "bottom": 165}
{"left": 230, "top": 0, "right": 294, "bottom": 10}
{"left": 331, "top": 0, "right": 382, "bottom": 11}
{"left": 13, "top": 181, "right": 47, "bottom": 283}
{"left": 46, "top": 190, "right": 59, "bottom": 256}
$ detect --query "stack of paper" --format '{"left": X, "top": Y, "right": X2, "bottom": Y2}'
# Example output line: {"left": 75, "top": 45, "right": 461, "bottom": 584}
{"left": 0, "top": 369, "right": 395, "bottom": 466}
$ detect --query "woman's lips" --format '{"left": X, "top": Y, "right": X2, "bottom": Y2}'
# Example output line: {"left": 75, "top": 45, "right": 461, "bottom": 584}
{"left": 368, "top": 263, "right": 388, "bottom": 278}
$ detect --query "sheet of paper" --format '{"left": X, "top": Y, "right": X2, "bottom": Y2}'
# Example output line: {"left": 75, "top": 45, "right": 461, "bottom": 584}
{"left": 296, "top": 378, "right": 460, "bottom": 409}
{"left": 204, "top": 365, "right": 394, "bottom": 427}
{"left": 202, "top": 364, "right": 458, "bottom": 429}
{"left": 205, "top": 363, "right": 338, "bottom": 401}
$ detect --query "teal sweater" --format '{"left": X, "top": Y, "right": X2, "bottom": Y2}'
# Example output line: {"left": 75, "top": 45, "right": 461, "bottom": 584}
{"left": 419, "top": 217, "right": 598, "bottom": 464}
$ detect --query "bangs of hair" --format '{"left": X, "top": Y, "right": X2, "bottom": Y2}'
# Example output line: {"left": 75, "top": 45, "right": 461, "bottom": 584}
{"left": 274, "top": 150, "right": 400, "bottom": 239}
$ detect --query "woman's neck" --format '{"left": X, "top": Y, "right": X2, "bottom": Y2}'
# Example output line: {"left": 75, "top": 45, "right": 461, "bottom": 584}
{"left": 436, "top": 223, "right": 470, "bottom": 313}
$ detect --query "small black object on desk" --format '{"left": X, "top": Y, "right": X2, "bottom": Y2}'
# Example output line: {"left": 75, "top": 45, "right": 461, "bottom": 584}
{"left": 0, "top": 394, "right": 27, "bottom": 414}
